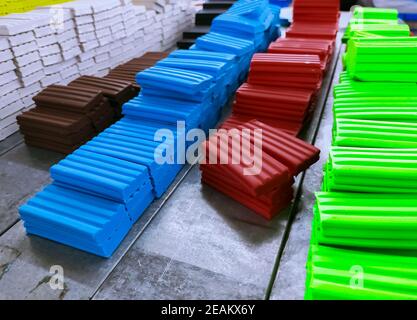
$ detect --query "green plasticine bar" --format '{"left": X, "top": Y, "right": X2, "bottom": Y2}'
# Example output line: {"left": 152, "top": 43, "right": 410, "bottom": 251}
{"left": 305, "top": 244, "right": 417, "bottom": 300}
{"left": 343, "top": 19, "right": 399, "bottom": 42}
{"left": 348, "top": 24, "right": 410, "bottom": 38}
{"left": 343, "top": 7, "right": 398, "bottom": 43}
{"left": 314, "top": 192, "right": 417, "bottom": 248}
{"left": 334, "top": 97, "right": 417, "bottom": 106}
{"left": 348, "top": 72, "right": 417, "bottom": 82}
{"left": 333, "top": 109, "right": 417, "bottom": 123}
{"left": 333, "top": 119, "right": 417, "bottom": 148}
{"left": 333, "top": 98, "right": 417, "bottom": 121}
{"left": 324, "top": 147, "right": 417, "bottom": 194}
{"left": 349, "top": 18, "right": 398, "bottom": 26}
{"left": 346, "top": 37, "right": 417, "bottom": 62}
{"left": 352, "top": 54, "right": 417, "bottom": 64}
{"left": 306, "top": 241, "right": 417, "bottom": 278}
{"left": 334, "top": 75, "right": 417, "bottom": 98}
{"left": 309, "top": 243, "right": 417, "bottom": 270}
{"left": 306, "top": 279, "right": 417, "bottom": 300}
{"left": 352, "top": 64, "right": 417, "bottom": 73}
{"left": 349, "top": 36, "right": 416, "bottom": 44}
{"left": 345, "top": 37, "right": 417, "bottom": 81}
{"left": 316, "top": 232, "right": 417, "bottom": 249}
{"left": 353, "top": 7, "right": 398, "bottom": 21}
{"left": 334, "top": 86, "right": 417, "bottom": 98}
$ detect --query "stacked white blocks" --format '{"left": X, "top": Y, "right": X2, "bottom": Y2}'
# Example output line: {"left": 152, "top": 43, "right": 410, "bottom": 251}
{"left": 133, "top": 0, "right": 196, "bottom": 50}
{"left": 0, "top": 17, "right": 39, "bottom": 140}
{"left": 0, "top": 0, "right": 195, "bottom": 141}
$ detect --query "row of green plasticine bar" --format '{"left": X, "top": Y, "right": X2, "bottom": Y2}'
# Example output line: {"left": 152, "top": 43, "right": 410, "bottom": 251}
{"left": 305, "top": 6, "right": 417, "bottom": 300}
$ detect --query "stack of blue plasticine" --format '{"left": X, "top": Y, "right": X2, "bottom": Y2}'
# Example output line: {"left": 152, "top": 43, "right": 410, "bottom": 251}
{"left": 19, "top": 0, "right": 281, "bottom": 258}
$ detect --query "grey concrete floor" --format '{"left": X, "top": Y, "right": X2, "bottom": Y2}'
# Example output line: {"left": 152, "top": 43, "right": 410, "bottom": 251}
{"left": 0, "top": 15, "right": 350, "bottom": 299}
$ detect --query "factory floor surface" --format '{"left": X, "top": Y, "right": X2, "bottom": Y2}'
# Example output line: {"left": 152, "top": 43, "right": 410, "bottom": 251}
{"left": 0, "top": 16, "right": 349, "bottom": 300}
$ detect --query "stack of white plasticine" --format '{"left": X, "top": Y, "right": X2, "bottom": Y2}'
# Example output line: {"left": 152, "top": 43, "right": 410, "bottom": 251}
{"left": 133, "top": 0, "right": 196, "bottom": 51}
{"left": 0, "top": 0, "right": 196, "bottom": 141}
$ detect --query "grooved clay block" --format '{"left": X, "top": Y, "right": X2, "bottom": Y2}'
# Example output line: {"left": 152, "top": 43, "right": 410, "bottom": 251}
{"left": 248, "top": 53, "right": 323, "bottom": 91}
{"left": 200, "top": 119, "right": 320, "bottom": 219}
{"left": 18, "top": 82, "right": 116, "bottom": 154}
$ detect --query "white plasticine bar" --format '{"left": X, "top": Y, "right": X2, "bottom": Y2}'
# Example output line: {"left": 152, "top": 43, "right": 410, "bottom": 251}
{"left": 11, "top": 41, "right": 38, "bottom": 58}
{"left": 75, "top": 15, "right": 94, "bottom": 26}
{"left": 62, "top": 46, "right": 81, "bottom": 60}
{"left": 8, "top": 31, "right": 36, "bottom": 47}
{"left": 60, "top": 38, "right": 79, "bottom": 51}
{"left": 17, "top": 60, "right": 43, "bottom": 78}
{"left": 0, "top": 18, "right": 37, "bottom": 36}
{"left": 0, "top": 71, "right": 18, "bottom": 87}
{"left": 40, "top": 73, "right": 62, "bottom": 87}
{"left": 14, "top": 51, "right": 40, "bottom": 68}
{"left": 36, "top": 34, "right": 58, "bottom": 48}
{"left": 42, "top": 53, "right": 63, "bottom": 67}
{"left": 0, "top": 48, "right": 14, "bottom": 62}
{"left": 0, "top": 110, "right": 23, "bottom": 129}
{"left": 18, "top": 82, "right": 41, "bottom": 98}
{"left": 0, "top": 60, "right": 16, "bottom": 75}
{"left": 20, "top": 70, "right": 44, "bottom": 87}
{"left": 0, "top": 36, "right": 10, "bottom": 51}
{"left": 0, "top": 90, "right": 20, "bottom": 110}
{"left": 0, "top": 122, "right": 19, "bottom": 140}
{"left": 0, "top": 80, "right": 21, "bottom": 98}
{"left": 79, "top": 31, "right": 97, "bottom": 43}
{"left": 39, "top": 44, "right": 61, "bottom": 57}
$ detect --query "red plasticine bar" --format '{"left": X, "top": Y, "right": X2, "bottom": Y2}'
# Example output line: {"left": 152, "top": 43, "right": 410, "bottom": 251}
{"left": 248, "top": 53, "right": 323, "bottom": 91}
{"left": 220, "top": 114, "right": 303, "bottom": 136}
{"left": 227, "top": 83, "right": 314, "bottom": 135}
{"left": 201, "top": 167, "right": 294, "bottom": 220}
{"left": 235, "top": 120, "right": 320, "bottom": 176}
{"left": 292, "top": 0, "right": 340, "bottom": 24}
{"left": 268, "top": 38, "right": 334, "bottom": 71}
{"left": 286, "top": 23, "right": 338, "bottom": 41}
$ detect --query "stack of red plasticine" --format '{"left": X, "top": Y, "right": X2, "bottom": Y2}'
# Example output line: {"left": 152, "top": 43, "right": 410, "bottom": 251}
{"left": 200, "top": 120, "right": 320, "bottom": 219}
{"left": 287, "top": 0, "right": 340, "bottom": 41}
{"left": 200, "top": 0, "right": 340, "bottom": 218}
{"left": 221, "top": 0, "right": 339, "bottom": 136}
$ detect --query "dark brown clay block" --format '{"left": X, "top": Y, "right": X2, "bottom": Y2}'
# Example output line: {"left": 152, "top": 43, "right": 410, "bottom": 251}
{"left": 68, "top": 76, "right": 135, "bottom": 102}
{"left": 32, "top": 85, "right": 104, "bottom": 113}
{"left": 17, "top": 108, "right": 94, "bottom": 135}
{"left": 24, "top": 136, "right": 85, "bottom": 154}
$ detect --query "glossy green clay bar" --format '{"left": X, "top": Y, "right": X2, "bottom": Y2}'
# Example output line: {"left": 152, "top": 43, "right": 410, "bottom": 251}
{"left": 313, "top": 192, "right": 417, "bottom": 249}
{"left": 345, "top": 37, "right": 417, "bottom": 82}
{"left": 305, "top": 244, "right": 417, "bottom": 300}
{"left": 323, "top": 147, "right": 417, "bottom": 193}
{"left": 333, "top": 119, "right": 417, "bottom": 148}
